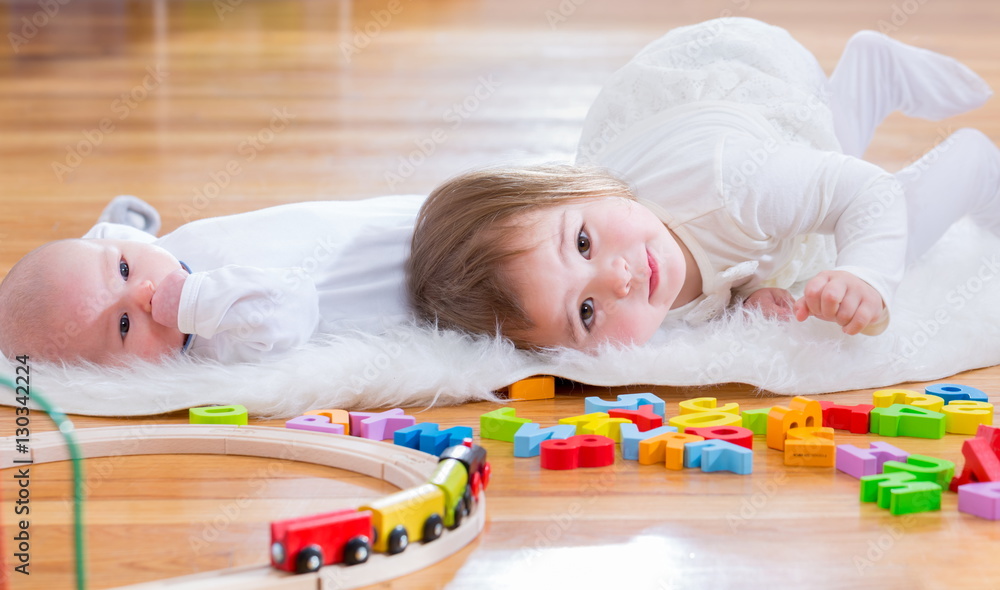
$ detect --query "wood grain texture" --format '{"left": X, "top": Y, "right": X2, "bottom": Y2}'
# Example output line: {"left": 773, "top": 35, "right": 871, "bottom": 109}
{"left": 2, "top": 0, "right": 1000, "bottom": 589}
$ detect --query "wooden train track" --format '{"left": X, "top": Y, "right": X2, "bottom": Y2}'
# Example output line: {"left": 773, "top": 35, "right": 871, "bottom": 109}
{"left": 0, "top": 425, "right": 487, "bottom": 589}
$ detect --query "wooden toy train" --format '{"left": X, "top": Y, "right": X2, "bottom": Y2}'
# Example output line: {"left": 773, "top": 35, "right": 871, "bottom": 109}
{"left": 269, "top": 439, "right": 491, "bottom": 573}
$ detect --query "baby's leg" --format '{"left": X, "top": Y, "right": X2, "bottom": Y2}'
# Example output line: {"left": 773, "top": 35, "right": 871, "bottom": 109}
{"left": 828, "top": 31, "right": 992, "bottom": 157}
{"left": 898, "top": 128, "right": 1000, "bottom": 265}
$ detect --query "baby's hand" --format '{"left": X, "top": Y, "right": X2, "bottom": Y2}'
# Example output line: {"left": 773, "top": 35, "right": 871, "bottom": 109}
{"left": 793, "top": 270, "right": 884, "bottom": 335}
{"left": 743, "top": 287, "right": 795, "bottom": 320}
{"left": 151, "top": 268, "right": 188, "bottom": 330}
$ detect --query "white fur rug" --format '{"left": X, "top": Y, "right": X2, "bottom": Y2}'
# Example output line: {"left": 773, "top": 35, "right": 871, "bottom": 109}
{"left": 4, "top": 220, "right": 999, "bottom": 419}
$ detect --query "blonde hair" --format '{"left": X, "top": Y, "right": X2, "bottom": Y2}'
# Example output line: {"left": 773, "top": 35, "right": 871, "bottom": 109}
{"left": 406, "top": 164, "right": 634, "bottom": 347}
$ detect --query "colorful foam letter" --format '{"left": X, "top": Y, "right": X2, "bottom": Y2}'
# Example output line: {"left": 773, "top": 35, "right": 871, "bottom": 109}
{"left": 608, "top": 406, "right": 663, "bottom": 431}
{"left": 766, "top": 396, "right": 823, "bottom": 451}
{"left": 508, "top": 375, "right": 556, "bottom": 400}
{"left": 513, "top": 423, "right": 576, "bottom": 458}
{"left": 860, "top": 471, "right": 942, "bottom": 515}
{"left": 740, "top": 408, "right": 770, "bottom": 435}
{"left": 882, "top": 454, "right": 955, "bottom": 489}
{"left": 835, "top": 442, "right": 910, "bottom": 478}
{"left": 617, "top": 393, "right": 666, "bottom": 417}
{"left": 638, "top": 432, "right": 704, "bottom": 469}
{"left": 585, "top": 397, "right": 638, "bottom": 414}
{"left": 393, "top": 423, "right": 438, "bottom": 449}
{"left": 285, "top": 414, "right": 344, "bottom": 434}
{"left": 869, "top": 405, "right": 946, "bottom": 439}
{"left": 540, "top": 435, "right": 615, "bottom": 470}
{"left": 189, "top": 404, "right": 248, "bottom": 426}
{"left": 619, "top": 423, "right": 678, "bottom": 461}
{"left": 860, "top": 471, "right": 917, "bottom": 504}
{"left": 784, "top": 426, "right": 836, "bottom": 467}
{"left": 872, "top": 388, "right": 944, "bottom": 412}
{"left": 678, "top": 397, "right": 740, "bottom": 416}
{"left": 559, "top": 412, "right": 630, "bottom": 442}
{"left": 584, "top": 393, "right": 666, "bottom": 416}
{"left": 949, "top": 426, "right": 1000, "bottom": 491}
{"left": 304, "top": 409, "right": 351, "bottom": 435}
{"left": 684, "top": 425, "right": 753, "bottom": 450}
{"left": 958, "top": 482, "right": 1000, "bottom": 520}
{"left": 886, "top": 482, "right": 943, "bottom": 515}
{"left": 393, "top": 423, "right": 474, "bottom": 455}
{"left": 683, "top": 439, "right": 753, "bottom": 475}
{"left": 925, "top": 383, "right": 989, "bottom": 404}
{"left": 818, "top": 401, "right": 874, "bottom": 434}
{"left": 349, "top": 409, "right": 416, "bottom": 440}
{"left": 942, "top": 401, "right": 994, "bottom": 435}
{"left": 668, "top": 411, "right": 741, "bottom": 431}
{"left": 480, "top": 407, "right": 532, "bottom": 442}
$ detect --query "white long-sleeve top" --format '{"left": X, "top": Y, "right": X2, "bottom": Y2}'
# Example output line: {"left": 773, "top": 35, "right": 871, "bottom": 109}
{"left": 576, "top": 18, "right": 907, "bottom": 332}
{"left": 85, "top": 195, "right": 424, "bottom": 363}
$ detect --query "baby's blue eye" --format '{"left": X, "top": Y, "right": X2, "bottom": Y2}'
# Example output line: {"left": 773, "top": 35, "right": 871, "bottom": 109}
{"left": 577, "top": 229, "right": 591, "bottom": 258}
{"left": 119, "top": 260, "right": 130, "bottom": 280}
{"left": 119, "top": 314, "right": 130, "bottom": 340}
{"left": 580, "top": 298, "right": 595, "bottom": 330}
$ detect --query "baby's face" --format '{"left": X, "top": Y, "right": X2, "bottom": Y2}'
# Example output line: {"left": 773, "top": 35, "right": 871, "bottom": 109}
{"left": 505, "top": 197, "right": 687, "bottom": 350}
{"left": 38, "top": 239, "right": 187, "bottom": 364}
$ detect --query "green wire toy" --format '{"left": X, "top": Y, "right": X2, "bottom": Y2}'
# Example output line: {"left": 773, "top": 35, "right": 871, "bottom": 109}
{"left": 1, "top": 374, "right": 87, "bottom": 590}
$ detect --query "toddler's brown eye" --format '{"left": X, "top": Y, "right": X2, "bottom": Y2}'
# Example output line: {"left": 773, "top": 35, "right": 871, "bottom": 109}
{"left": 577, "top": 230, "right": 591, "bottom": 257}
{"left": 580, "top": 298, "right": 594, "bottom": 329}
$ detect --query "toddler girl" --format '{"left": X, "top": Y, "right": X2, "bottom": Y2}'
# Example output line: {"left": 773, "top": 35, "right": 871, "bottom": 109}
{"left": 407, "top": 18, "right": 998, "bottom": 350}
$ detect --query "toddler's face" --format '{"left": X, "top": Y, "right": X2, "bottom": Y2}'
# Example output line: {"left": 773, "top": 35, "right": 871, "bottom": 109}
{"left": 505, "top": 197, "right": 688, "bottom": 351}
{"left": 38, "top": 239, "right": 187, "bottom": 364}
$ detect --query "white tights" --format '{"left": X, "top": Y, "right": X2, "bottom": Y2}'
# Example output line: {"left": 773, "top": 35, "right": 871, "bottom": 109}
{"left": 827, "top": 31, "right": 998, "bottom": 264}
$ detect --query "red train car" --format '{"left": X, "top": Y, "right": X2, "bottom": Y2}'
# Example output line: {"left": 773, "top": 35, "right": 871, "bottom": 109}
{"left": 270, "top": 509, "right": 373, "bottom": 573}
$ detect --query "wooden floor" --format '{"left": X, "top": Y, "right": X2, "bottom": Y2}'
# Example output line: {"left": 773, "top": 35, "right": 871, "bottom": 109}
{"left": 2, "top": 0, "right": 1000, "bottom": 588}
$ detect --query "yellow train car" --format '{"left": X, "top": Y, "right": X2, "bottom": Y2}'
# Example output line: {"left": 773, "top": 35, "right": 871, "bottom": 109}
{"left": 429, "top": 458, "right": 469, "bottom": 528}
{"left": 359, "top": 483, "right": 445, "bottom": 554}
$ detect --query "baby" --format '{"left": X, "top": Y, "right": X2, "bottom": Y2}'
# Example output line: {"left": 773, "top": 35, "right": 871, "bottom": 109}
{"left": 407, "top": 18, "right": 999, "bottom": 350}
{"left": 0, "top": 195, "right": 423, "bottom": 365}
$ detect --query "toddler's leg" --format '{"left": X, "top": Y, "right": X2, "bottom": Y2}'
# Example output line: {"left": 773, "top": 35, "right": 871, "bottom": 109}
{"left": 898, "top": 128, "right": 1000, "bottom": 265}
{"left": 829, "top": 31, "right": 992, "bottom": 157}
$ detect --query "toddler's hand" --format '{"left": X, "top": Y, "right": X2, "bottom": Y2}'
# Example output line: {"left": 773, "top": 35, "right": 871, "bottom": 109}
{"left": 151, "top": 268, "right": 188, "bottom": 330}
{"left": 743, "top": 287, "right": 795, "bottom": 320}
{"left": 793, "top": 270, "right": 884, "bottom": 335}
